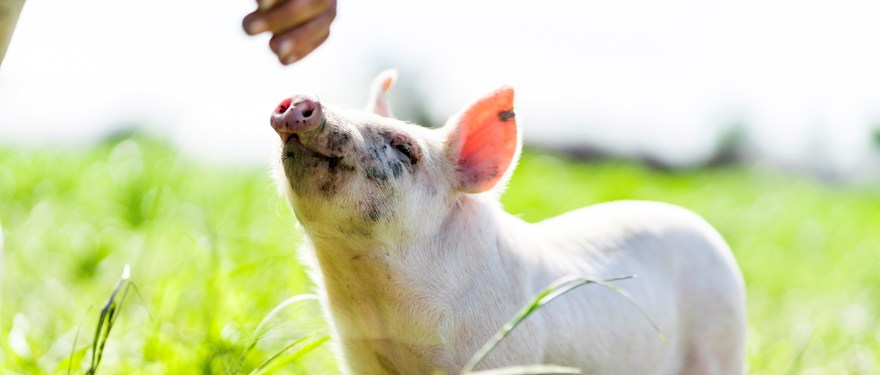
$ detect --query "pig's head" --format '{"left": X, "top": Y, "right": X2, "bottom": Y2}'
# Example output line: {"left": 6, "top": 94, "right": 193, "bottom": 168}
{"left": 271, "top": 70, "right": 520, "bottom": 244}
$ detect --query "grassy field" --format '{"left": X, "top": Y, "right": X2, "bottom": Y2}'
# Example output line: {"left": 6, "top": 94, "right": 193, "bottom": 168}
{"left": 1, "top": 134, "right": 878, "bottom": 374}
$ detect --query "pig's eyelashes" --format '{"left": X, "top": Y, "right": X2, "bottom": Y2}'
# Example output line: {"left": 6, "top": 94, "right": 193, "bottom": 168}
{"left": 393, "top": 143, "right": 418, "bottom": 165}
{"left": 381, "top": 129, "right": 421, "bottom": 165}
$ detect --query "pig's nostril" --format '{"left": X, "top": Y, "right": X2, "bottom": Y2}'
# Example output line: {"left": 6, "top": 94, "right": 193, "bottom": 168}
{"left": 292, "top": 99, "right": 317, "bottom": 120}
{"left": 271, "top": 95, "right": 321, "bottom": 135}
{"left": 275, "top": 98, "right": 292, "bottom": 114}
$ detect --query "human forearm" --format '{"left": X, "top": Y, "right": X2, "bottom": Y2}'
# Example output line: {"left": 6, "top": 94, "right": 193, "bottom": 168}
{"left": 0, "top": 0, "right": 25, "bottom": 66}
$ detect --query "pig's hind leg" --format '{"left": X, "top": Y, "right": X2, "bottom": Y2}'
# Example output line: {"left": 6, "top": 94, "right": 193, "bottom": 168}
{"left": 675, "top": 235, "right": 746, "bottom": 375}
{"left": 677, "top": 275, "right": 746, "bottom": 375}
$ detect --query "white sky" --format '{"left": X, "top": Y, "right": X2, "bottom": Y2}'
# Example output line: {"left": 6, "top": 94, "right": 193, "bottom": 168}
{"left": 1, "top": 0, "right": 879, "bottom": 173}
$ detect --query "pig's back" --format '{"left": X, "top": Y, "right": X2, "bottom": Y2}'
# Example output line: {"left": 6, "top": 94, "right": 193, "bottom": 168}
{"left": 523, "top": 200, "right": 745, "bottom": 374}
{"left": 533, "top": 200, "right": 739, "bottom": 284}
{"left": 532, "top": 200, "right": 740, "bottom": 282}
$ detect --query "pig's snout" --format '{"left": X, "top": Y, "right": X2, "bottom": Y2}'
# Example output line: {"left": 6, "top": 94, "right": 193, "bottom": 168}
{"left": 271, "top": 94, "right": 323, "bottom": 135}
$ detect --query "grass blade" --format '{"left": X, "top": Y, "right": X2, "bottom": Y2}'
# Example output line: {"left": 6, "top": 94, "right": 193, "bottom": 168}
{"left": 461, "top": 274, "right": 662, "bottom": 374}
{"left": 86, "top": 264, "right": 132, "bottom": 375}
{"left": 248, "top": 334, "right": 329, "bottom": 375}
{"left": 235, "top": 294, "right": 320, "bottom": 373}
{"left": 67, "top": 306, "right": 93, "bottom": 375}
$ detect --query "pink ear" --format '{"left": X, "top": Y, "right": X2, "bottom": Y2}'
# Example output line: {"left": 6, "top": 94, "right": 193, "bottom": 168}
{"left": 448, "top": 87, "right": 518, "bottom": 193}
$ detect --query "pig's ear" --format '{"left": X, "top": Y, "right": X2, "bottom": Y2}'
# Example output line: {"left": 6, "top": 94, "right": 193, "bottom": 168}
{"left": 365, "top": 69, "right": 397, "bottom": 117}
{"left": 445, "top": 86, "right": 520, "bottom": 194}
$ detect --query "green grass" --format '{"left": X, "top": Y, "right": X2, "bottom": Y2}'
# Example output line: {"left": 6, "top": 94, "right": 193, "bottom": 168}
{"left": 1, "top": 135, "right": 878, "bottom": 374}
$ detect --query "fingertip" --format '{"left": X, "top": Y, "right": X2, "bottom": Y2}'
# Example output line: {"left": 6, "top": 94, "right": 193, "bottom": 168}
{"left": 281, "top": 54, "right": 300, "bottom": 65}
{"left": 243, "top": 17, "right": 267, "bottom": 35}
{"left": 257, "top": 0, "right": 278, "bottom": 11}
{"left": 278, "top": 40, "right": 295, "bottom": 58}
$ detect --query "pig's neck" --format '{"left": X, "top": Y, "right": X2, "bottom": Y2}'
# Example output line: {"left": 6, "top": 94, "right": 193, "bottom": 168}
{"left": 306, "top": 196, "right": 534, "bottom": 373}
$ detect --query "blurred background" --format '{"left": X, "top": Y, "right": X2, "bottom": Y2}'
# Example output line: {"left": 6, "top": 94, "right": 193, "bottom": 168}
{"left": 1, "top": 0, "right": 878, "bottom": 374}
{"left": 4, "top": 0, "right": 880, "bottom": 176}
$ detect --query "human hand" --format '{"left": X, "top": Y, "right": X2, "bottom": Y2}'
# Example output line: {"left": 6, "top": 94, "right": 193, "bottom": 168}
{"left": 242, "top": 0, "right": 337, "bottom": 65}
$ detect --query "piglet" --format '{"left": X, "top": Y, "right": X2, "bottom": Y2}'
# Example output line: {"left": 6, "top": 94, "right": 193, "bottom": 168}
{"left": 269, "top": 70, "right": 746, "bottom": 375}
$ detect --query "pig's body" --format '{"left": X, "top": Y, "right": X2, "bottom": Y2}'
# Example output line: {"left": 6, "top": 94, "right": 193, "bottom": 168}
{"left": 300, "top": 197, "right": 744, "bottom": 375}
{"left": 270, "top": 71, "right": 746, "bottom": 374}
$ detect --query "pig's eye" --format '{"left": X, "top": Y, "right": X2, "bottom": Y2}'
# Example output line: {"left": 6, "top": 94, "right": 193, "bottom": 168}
{"left": 393, "top": 142, "right": 418, "bottom": 165}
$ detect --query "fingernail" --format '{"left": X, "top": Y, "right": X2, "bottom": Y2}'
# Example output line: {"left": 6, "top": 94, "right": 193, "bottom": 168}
{"left": 257, "top": 0, "right": 277, "bottom": 11}
{"left": 278, "top": 40, "right": 295, "bottom": 57}
{"left": 247, "top": 19, "right": 267, "bottom": 34}
{"left": 283, "top": 54, "right": 300, "bottom": 65}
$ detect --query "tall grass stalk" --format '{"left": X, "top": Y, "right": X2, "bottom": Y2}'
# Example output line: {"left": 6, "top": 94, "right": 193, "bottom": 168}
{"left": 235, "top": 294, "right": 323, "bottom": 374}
{"left": 67, "top": 307, "right": 93, "bottom": 375}
{"left": 247, "top": 334, "right": 329, "bottom": 375}
{"left": 461, "top": 274, "right": 664, "bottom": 375}
{"left": 83, "top": 264, "right": 134, "bottom": 375}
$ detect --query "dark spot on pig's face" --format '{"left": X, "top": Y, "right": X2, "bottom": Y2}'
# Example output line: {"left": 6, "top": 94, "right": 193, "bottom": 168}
{"left": 362, "top": 200, "right": 383, "bottom": 222}
{"left": 282, "top": 141, "right": 352, "bottom": 199}
{"left": 389, "top": 161, "right": 403, "bottom": 178}
{"left": 327, "top": 130, "right": 352, "bottom": 153}
{"left": 319, "top": 180, "right": 337, "bottom": 196}
{"left": 348, "top": 125, "right": 424, "bottom": 224}
{"left": 498, "top": 109, "right": 515, "bottom": 122}
{"left": 365, "top": 166, "right": 389, "bottom": 185}
{"left": 278, "top": 108, "right": 429, "bottom": 238}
